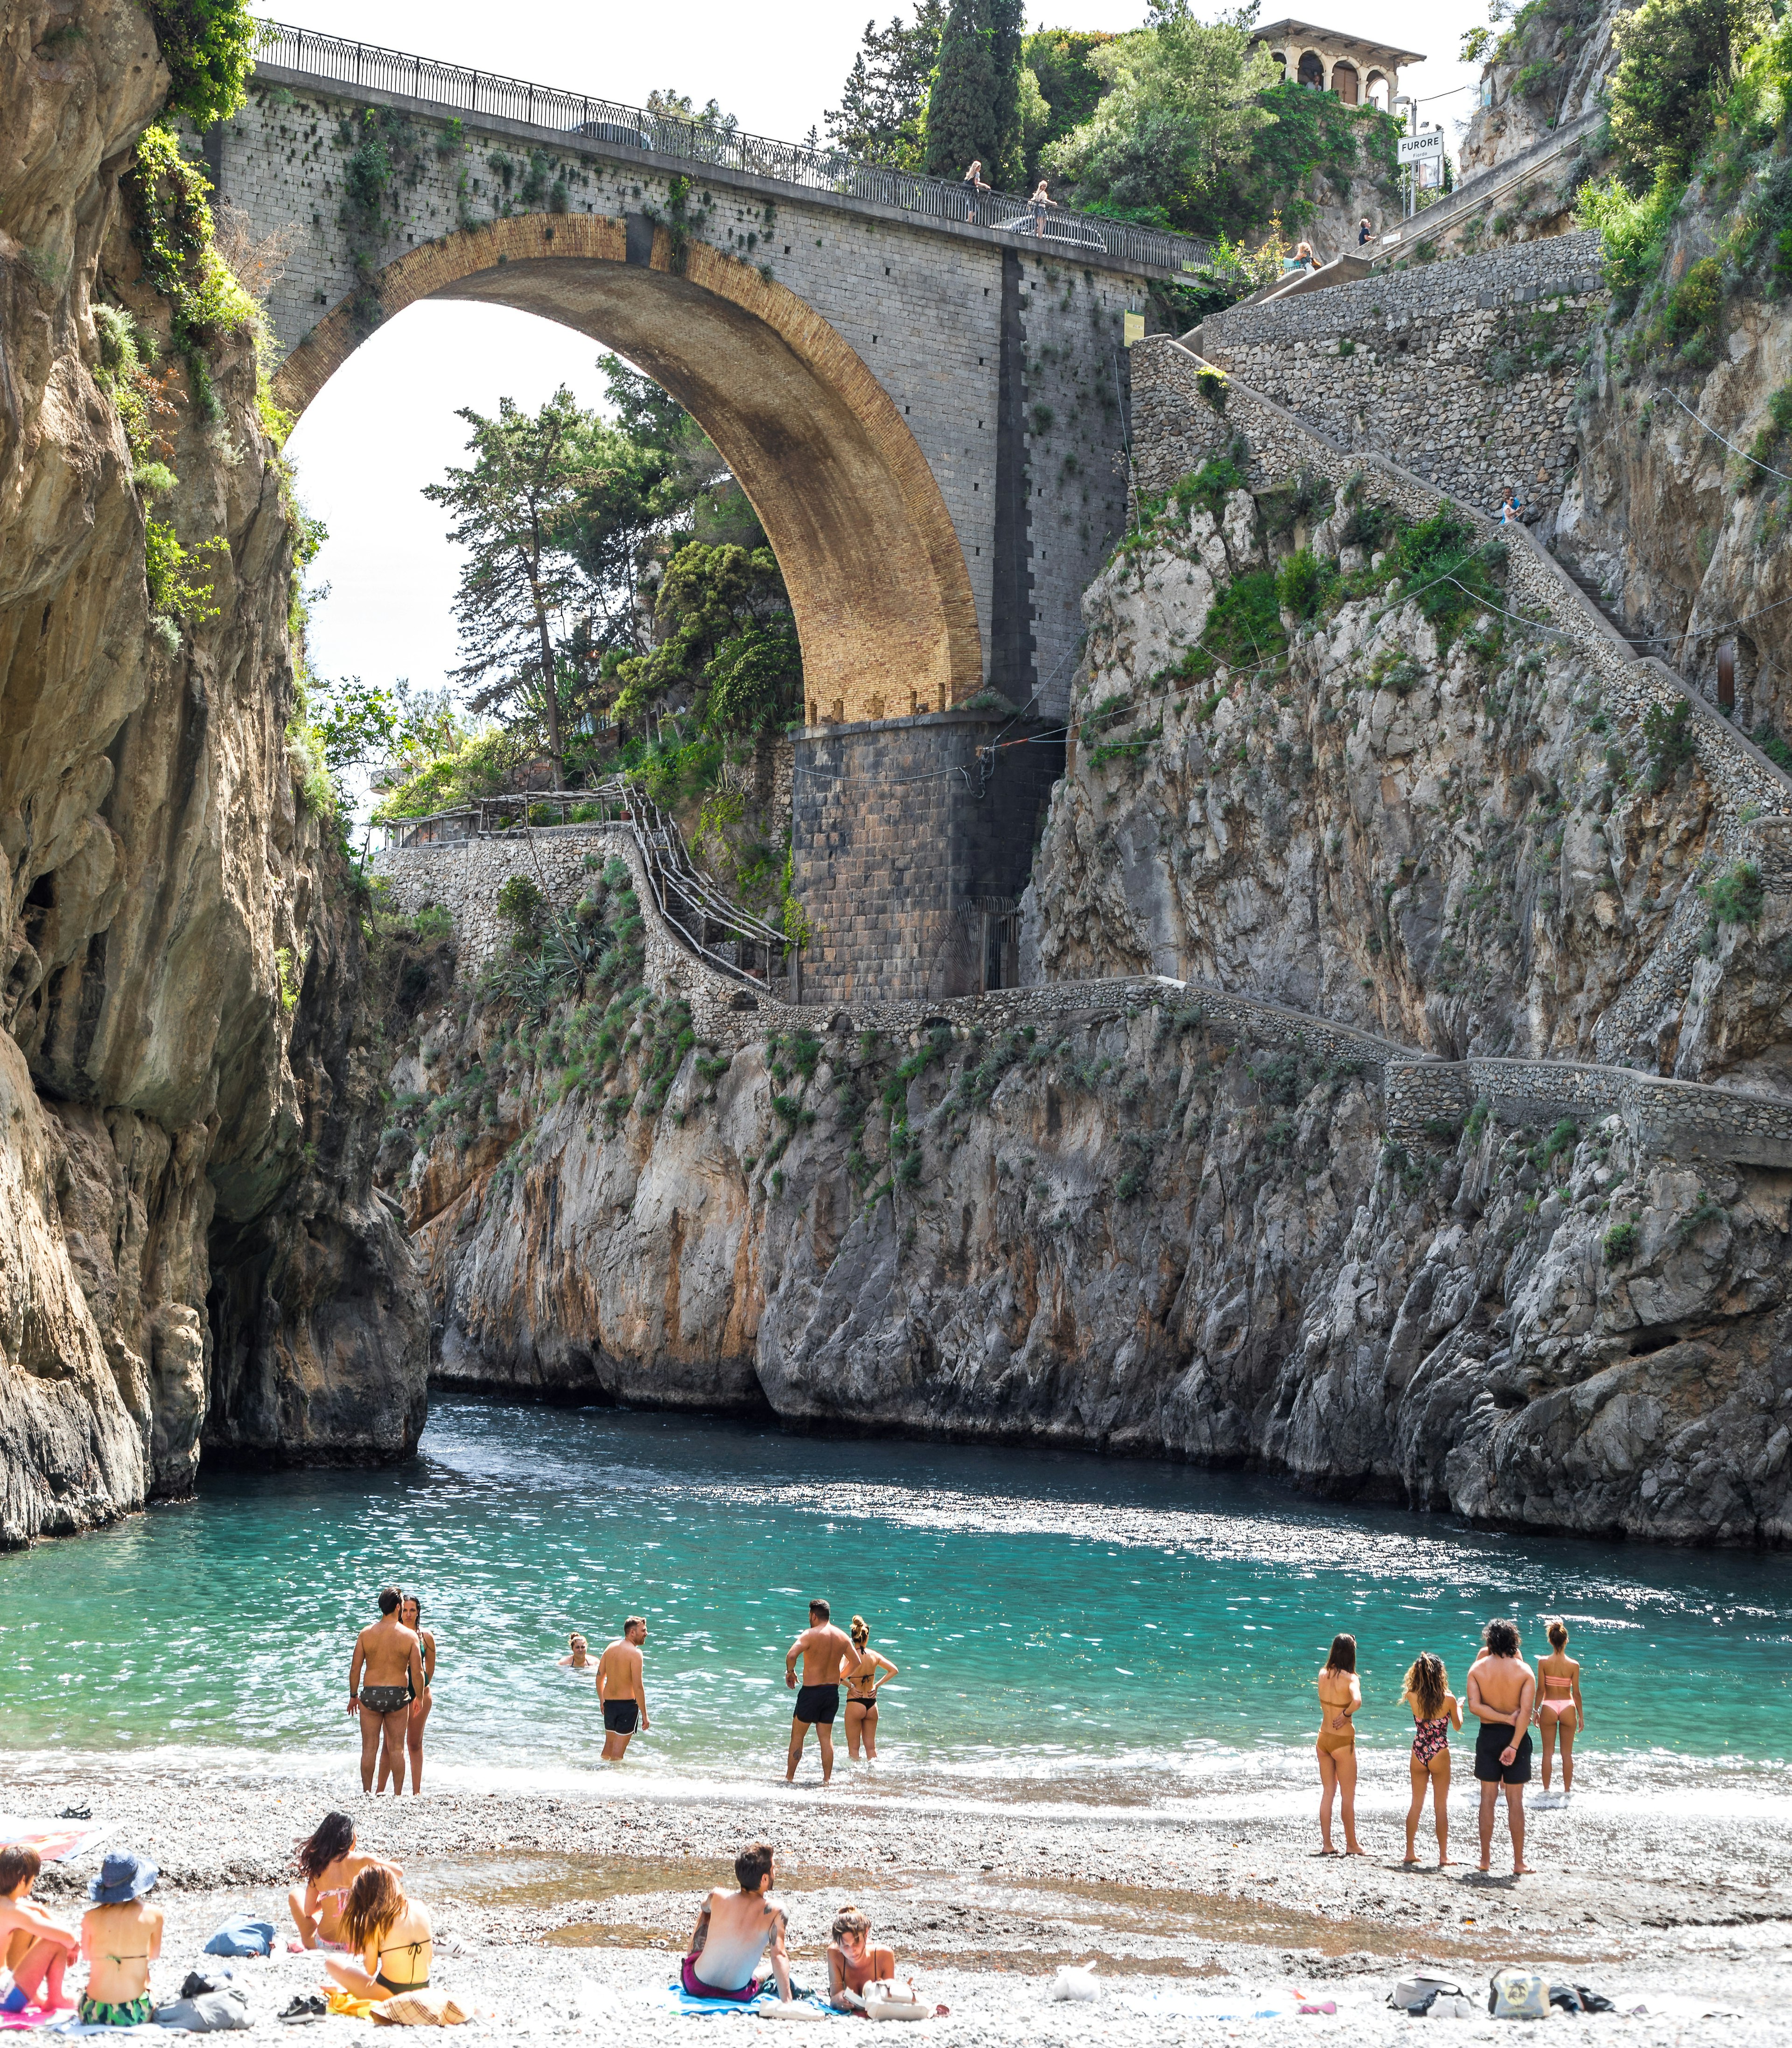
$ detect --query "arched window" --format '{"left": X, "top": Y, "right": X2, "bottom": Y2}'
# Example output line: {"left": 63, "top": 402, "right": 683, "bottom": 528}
{"left": 1331, "top": 59, "right": 1359, "bottom": 104}
{"left": 1297, "top": 49, "right": 1325, "bottom": 88}
{"left": 1365, "top": 70, "right": 1389, "bottom": 111}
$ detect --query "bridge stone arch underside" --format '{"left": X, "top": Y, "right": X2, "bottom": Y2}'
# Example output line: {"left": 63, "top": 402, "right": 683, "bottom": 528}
{"left": 273, "top": 214, "right": 983, "bottom": 721}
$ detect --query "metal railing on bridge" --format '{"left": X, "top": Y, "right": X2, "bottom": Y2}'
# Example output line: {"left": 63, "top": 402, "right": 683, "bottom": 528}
{"left": 380, "top": 784, "right": 791, "bottom": 992}
{"left": 253, "top": 18, "right": 1214, "bottom": 279}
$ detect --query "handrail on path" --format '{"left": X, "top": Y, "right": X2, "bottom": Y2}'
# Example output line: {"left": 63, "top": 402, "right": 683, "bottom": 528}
{"left": 252, "top": 17, "right": 1214, "bottom": 280}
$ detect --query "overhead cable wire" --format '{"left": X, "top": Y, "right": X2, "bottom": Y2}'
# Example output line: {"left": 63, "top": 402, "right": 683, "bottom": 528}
{"left": 1665, "top": 390, "right": 1792, "bottom": 483}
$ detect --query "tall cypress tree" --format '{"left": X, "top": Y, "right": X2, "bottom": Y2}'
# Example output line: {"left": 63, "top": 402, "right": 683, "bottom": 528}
{"left": 922, "top": 0, "right": 1026, "bottom": 189}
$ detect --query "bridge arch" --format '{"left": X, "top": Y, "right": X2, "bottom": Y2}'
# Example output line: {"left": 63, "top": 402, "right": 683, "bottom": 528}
{"left": 272, "top": 213, "right": 984, "bottom": 722}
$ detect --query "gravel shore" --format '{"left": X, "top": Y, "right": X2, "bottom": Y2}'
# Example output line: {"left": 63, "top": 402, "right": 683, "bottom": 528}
{"left": 6, "top": 1755, "right": 1788, "bottom": 2045}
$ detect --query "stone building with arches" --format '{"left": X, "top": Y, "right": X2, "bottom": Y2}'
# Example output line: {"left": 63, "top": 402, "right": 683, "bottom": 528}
{"left": 1250, "top": 18, "right": 1424, "bottom": 109}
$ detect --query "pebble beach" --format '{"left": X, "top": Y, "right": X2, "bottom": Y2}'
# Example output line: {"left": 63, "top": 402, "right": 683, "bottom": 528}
{"left": 7, "top": 1752, "right": 1789, "bottom": 2046}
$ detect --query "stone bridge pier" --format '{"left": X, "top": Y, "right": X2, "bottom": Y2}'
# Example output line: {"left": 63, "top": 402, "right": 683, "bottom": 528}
{"left": 210, "top": 26, "right": 1210, "bottom": 996}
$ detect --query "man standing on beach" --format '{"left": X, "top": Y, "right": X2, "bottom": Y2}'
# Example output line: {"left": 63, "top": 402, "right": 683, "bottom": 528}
{"left": 785, "top": 1599, "right": 853, "bottom": 1786}
{"left": 1466, "top": 1619, "right": 1536, "bottom": 1875}
{"left": 347, "top": 1589, "right": 425, "bottom": 1795}
{"left": 597, "top": 1618, "right": 650, "bottom": 1761}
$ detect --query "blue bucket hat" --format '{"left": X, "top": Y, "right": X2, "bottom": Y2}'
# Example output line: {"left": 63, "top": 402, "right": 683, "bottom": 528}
{"left": 88, "top": 1851, "right": 158, "bottom": 1904}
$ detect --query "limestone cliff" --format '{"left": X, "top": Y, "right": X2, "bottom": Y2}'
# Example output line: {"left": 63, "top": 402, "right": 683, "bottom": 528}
{"left": 0, "top": 1, "right": 424, "bottom": 1545}
{"left": 373, "top": 463, "right": 1792, "bottom": 1544}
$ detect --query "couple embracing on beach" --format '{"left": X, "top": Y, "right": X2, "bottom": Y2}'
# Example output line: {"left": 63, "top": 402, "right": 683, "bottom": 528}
{"left": 346, "top": 1587, "right": 437, "bottom": 1795}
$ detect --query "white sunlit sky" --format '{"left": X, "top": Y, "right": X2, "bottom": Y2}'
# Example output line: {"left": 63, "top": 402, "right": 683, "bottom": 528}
{"left": 281, "top": 0, "right": 1491, "bottom": 746}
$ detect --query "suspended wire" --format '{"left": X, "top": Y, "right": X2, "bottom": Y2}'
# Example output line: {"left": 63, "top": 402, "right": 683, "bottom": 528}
{"left": 1665, "top": 390, "right": 1792, "bottom": 483}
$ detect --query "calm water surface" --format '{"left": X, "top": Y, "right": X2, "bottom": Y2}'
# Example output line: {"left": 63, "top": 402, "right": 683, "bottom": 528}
{"left": 2, "top": 1399, "right": 1786, "bottom": 1805}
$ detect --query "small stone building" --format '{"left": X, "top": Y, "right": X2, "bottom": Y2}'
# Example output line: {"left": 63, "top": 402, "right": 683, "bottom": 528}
{"left": 1251, "top": 18, "right": 1424, "bottom": 108}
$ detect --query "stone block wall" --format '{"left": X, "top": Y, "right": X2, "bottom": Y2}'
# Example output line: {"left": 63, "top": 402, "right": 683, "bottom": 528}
{"left": 791, "top": 711, "right": 1063, "bottom": 1004}
{"left": 1190, "top": 234, "right": 1605, "bottom": 519}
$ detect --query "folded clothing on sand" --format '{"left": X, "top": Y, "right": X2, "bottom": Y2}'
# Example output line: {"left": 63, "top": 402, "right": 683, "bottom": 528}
{"left": 369, "top": 1993, "right": 468, "bottom": 2028}
{"left": 150, "top": 1989, "right": 250, "bottom": 2033}
{"left": 200, "top": 1922, "right": 273, "bottom": 1961}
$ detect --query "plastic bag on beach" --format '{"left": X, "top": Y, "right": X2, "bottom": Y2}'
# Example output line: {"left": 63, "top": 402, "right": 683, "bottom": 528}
{"left": 1050, "top": 1964, "right": 1099, "bottom": 2003}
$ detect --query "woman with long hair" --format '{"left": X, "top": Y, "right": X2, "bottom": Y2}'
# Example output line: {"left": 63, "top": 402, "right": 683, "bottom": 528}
{"left": 1535, "top": 1619, "right": 1583, "bottom": 1795}
{"left": 840, "top": 1618, "right": 898, "bottom": 1764}
{"left": 1400, "top": 1654, "right": 1463, "bottom": 1866}
{"left": 377, "top": 1595, "right": 436, "bottom": 1796}
{"left": 323, "top": 1866, "right": 432, "bottom": 2002}
{"left": 1314, "top": 1634, "right": 1362, "bottom": 1856}
{"left": 287, "top": 1814, "right": 386, "bottom": 1951}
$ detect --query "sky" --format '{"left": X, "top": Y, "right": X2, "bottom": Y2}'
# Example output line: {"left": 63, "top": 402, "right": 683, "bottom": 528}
{"left": 283, "top": 0, "right": 1489, "bottom": 713}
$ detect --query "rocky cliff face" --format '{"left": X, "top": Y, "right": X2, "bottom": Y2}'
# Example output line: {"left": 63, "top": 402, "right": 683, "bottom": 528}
{"left": 1457, "top": 0, "right": 1621, "bottom": 181}
{"left": 377, "top": 471, "right": 1792, "bottom": 1544}
{"left": 0, "top": 1, "right": 425, "bottom": 1545}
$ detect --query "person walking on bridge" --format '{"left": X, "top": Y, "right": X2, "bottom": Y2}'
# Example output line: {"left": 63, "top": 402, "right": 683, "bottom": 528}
{"left": 962, "top": 159, "right": 991, "bottom": 220}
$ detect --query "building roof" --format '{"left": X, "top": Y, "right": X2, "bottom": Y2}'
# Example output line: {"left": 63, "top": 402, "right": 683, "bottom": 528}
{"left": 1251, "top": 18, "right": 1427, "bottom": 65}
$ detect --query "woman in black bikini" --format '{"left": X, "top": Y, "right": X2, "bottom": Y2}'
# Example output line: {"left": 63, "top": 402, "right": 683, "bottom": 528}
{"left": 841, "top": 1616, "right": 897, "bottom": 1764}
{"left": 324, "top": 1866, "right": 433, "bottom": 2003}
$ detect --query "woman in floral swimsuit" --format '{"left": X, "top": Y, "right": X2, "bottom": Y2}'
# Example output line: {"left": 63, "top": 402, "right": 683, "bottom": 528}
{"left": 1401, "top": 1653, "right": 1463, "bottom": 1867}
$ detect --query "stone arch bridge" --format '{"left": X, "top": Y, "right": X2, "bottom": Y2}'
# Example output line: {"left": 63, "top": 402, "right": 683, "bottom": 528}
{"left": 216, "top": 22, "right": 1211, "bottom": 731}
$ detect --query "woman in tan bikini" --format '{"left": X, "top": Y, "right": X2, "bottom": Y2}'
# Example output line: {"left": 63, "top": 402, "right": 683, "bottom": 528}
{"left": 841, "top": 1616, "right": 898, "bottom": 1764}
{"left": 324, "top": 1866, "right": 432, "bottom": 2004}
{"left": 287, "top": 1813, "right": 389, "bottom": 1951}
{"left": 1314, "top": 1633, "right": 1363, "bottom": 1856}
{"left": 1535, "top": 1618, "right": 1584, "bottom": 1795}
{"left": 1400, "top": 1653, "right": 1463, "bottom": 1866}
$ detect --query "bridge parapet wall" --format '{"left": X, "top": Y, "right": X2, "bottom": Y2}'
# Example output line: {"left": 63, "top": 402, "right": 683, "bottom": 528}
{"left": 1190, "top": 234, "right": 1606, "bottom": 520}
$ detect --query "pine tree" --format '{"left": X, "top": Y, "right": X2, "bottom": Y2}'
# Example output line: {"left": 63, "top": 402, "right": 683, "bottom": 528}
{"left": 825, "top": 1, "right": 947, "bottom": 167}
{"left": 922, "top": 0, "right": 1027, "bottom": 189}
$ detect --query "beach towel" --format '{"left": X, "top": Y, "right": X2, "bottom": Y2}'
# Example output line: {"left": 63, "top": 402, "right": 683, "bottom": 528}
{"left": 200, "top": 1921, "right": 273, "bottom": 1960}
{"left": 662, "top": 1981, "right": 833, "bottom": 2021}
{"left": 368, "top": 1994, "right": 468, "bottom": 2028}
{"left": 323, "top": 1994, "right": 379, "bottom": 2023}
{"left": 0, "top": 1821, "right": 117, "bottom": 1868}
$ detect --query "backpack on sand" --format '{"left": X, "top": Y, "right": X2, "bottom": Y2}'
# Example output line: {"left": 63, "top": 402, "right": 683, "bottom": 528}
{"left": 1489, "top": 1971, "right": 1551, "bottom": 2020}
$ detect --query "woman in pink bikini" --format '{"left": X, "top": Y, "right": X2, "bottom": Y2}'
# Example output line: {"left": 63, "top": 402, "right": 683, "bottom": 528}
{"left": 1535, "top": 1619, "right": 1584, "bottom": 1794}
{"left": 1400, "top": 1653, "right": 1463, "bottom": 1866}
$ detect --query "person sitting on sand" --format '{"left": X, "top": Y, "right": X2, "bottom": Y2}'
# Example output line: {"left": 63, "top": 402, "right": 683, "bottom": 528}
{"left": 1535, "top": 1618, "right": 1584, "bottom": 1796}
{"left": 1314, "top": 1632, "right": 1363, "bottom": 1856}
{"left": 560, "top": 1634, "right": 592, "bottom": 1670}
{"left": 683, "top": 1843, "right": 792, "bottom": 2004}
{"left": 841, "top": 1616, "right": 898, "bottom": 1765}
{"left": 78, "top": 1852, "right": 162, "bottom": 2027}
{"left": 826, "top": 1905, "right": 898, "bottom": 2008}
{"left": 1400, "top": 1653, "right": 1463, "bottom": 1867}
{"left": 785, "top": 1599, "right": 854, "bottom": 1786}
{"left": 598, "top": 1617, "right": 651, "bottom": 1761}
{"left": 323, "top": 1866, "right": 432, "bottom": 2002}
{"left": 1466, "top": 1618, "right": 1536, "bottom": 1875}
{"left": 348, "top": 1588, "right": 426, "bottom": 1797}
{"left": 0, "top": 1846, "right": 77, "bottom": 2013}
{"left": 288, "top": 1812, "right": 391, "bottom": 1952}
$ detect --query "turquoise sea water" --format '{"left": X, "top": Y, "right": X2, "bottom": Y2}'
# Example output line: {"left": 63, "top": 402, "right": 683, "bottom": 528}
{"left": 2, "top": 1399, "right": 1787, "bottom": 1804}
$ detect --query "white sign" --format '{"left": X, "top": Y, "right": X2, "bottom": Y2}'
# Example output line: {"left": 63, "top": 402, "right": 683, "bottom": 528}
{"left": 1398, "top": 131, "right": 1445, "bottom": 164}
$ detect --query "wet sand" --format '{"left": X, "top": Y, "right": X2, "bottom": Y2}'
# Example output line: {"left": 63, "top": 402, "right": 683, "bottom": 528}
{"left": 7, "top": 1753, "right": 1791, "bottom": 2041}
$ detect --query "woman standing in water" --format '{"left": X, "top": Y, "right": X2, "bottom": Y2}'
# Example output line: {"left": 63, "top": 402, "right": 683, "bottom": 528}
{"left": 1535, "top": 1618, "right": 1583, "bottom": 1794}
{"left": 1314, "top": 1634, "right": 1362, "bottom": 1856}
{"left": 378, "top": 1596, "right": 436, "bottom": 1795}
{"left": 1400, "top": 1654, "right": 1463, "bottom": 1866}
{"left": 841, "top": 1617, "right": 898, "bottom": 1764}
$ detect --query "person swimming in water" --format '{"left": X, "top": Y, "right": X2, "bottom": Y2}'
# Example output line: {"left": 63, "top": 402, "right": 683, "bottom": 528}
{"left": 1400, "top": 1653, "right": 1463, "bottom": 1867}
{"left": 559, "top": 1634, "right": 592, "bottom": 1670}
{"left": 1535, "top": 1617, "right": 1584, "bottom": 1795}
{"left": 1314, "top": 1633, "right": 1362, "bottom": 1856}
{"left": 840, "top": 1617, "right": 898, "bottom": 1765}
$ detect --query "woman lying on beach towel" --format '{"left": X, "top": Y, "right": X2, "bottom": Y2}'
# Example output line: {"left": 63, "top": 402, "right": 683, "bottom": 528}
{"left": 288, "top": 1813, "right": 391, "bottom": 1952}
{"left": 323, "top": 1867, "right": 433, "bottom": 2004}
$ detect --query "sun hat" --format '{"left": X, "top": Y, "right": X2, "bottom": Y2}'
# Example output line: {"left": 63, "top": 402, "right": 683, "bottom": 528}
{"left": 88, "top": 1851, "right": 158, "bottom": 1904}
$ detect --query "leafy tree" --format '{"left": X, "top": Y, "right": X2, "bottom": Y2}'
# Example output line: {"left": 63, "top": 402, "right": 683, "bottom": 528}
{"left": 141, "top": 0, "right": 258, "bottom": 129}
{"left": 705, "top": 622, "right": 804, "bottom": 736}
{"left": 422, "top": 388, "right": 609, "bottom": 786}
{"left": 1020, "top": 28, "right": 1115, "bottom": 179}
{"left": 612, "top": 543, "right": 798, "bottom": 732}
{"left": 826, "top": 1, "right": 948, "bottom": 164}
{"left": 1609, "top": 0, "right": 1770, "bottom": 182}
{"left": 1043, "top": 1, "right": 1280, "bottom": 227}
{"left": 923, "top": 0, "right": 1028, "bottom": 188}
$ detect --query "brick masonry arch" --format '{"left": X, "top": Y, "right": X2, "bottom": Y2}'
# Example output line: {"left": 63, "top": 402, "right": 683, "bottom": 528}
{"left": 271, "top": 212, "right": 983, "bottom": 721}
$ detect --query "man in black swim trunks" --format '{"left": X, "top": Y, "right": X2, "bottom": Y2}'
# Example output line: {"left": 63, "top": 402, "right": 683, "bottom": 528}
{"left": 347, "top": 1588, "right": 426, "bottom": 1795}
{"left": 1466, "top": 1617, "right": 1537, "bottom": 1875}
{"left": 784, "top": 1599, "right": 853, "bottom": 1786}
{"left": 597, "top": 1618, "right": 650, "bottom": 1761}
